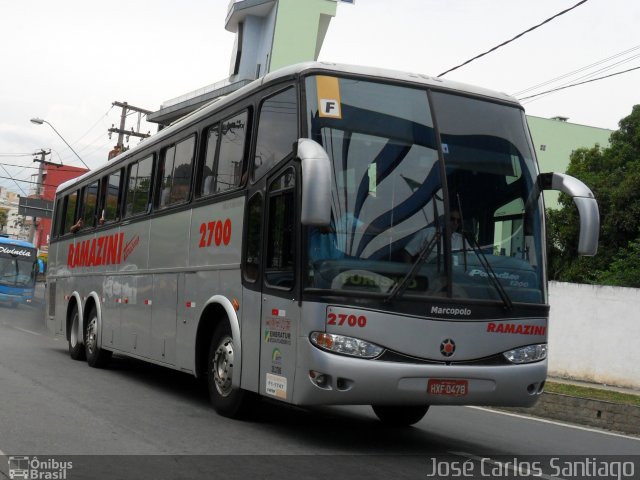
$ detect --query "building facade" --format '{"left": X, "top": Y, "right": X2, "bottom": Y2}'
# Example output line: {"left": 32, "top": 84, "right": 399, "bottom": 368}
{"left": 527, "top": 116, "right": 613, "bottom": 209}
{"left": 0, "top": 188, "right": 29, "bottom": 240}
{"left": 34, "top": 164, "right": 87, "bottom": 251}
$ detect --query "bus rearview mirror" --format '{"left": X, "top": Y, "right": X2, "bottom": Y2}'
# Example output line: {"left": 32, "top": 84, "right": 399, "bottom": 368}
{"left": 539, "top": 172, "right": 600, "bottom": 256}
{"left": 296, "top": 138, "right": 332, "bottom": 226}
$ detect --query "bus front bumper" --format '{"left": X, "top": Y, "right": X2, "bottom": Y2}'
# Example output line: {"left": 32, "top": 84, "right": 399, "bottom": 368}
{"left": 292, "top": 339, "right": 547, "bottom": 407}
{"left": 0, "top": 292, "right": 32, "bottom": 305}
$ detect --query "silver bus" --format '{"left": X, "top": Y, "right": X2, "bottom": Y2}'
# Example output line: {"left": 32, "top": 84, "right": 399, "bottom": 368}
{"left": 46, "top": 62, "right": 599, "bottom": 425}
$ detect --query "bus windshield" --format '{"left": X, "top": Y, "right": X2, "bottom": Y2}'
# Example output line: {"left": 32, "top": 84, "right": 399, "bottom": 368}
{"left": 304, "top": 75, "right": 546, "bottom": 305}
{"left": 0, "top": 255, "right": 36, "bottom": 287}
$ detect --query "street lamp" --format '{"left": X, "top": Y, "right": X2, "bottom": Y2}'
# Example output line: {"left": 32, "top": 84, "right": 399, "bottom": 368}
{"left": 30, "top": 117, "right": 90, "bottom": 170}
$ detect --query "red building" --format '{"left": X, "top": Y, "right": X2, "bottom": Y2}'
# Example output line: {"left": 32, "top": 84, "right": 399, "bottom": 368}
{"left": 34, "top": 164, "right": 87, "bottom": 250}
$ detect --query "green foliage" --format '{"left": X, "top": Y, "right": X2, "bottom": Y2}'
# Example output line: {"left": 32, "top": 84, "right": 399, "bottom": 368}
{"left": 544, "top": 381, "right": 640, "bottom": 406}
{"left": 0, "top": 208, "right": 7, "bottom": 230}
{"left": 547, "top": 105, "right": 640, "bottom": 287}
{"left": 598, "top": 241, "right": 640, "bottom": 287}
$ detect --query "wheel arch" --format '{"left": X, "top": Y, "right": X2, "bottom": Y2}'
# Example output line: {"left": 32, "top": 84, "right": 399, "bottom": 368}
{"left": 65, "top": 292, "right": 83, "bottom": 343}
{"left": 194, "top": 295, "right": 241, "bottom": 387}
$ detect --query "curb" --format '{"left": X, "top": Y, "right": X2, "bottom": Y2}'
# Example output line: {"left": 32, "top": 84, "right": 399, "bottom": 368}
{"left": 499, "top": 392, "right": 640, "bottom": 436}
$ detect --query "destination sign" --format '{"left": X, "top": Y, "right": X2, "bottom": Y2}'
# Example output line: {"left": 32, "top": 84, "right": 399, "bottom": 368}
{"left": 0, "top": 245, "right": 35, "bottom": 259}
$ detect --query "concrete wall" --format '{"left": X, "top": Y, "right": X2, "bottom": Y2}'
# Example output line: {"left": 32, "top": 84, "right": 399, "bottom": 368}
{"left": 548, "top": 281, "right": 640, "bottom": 389}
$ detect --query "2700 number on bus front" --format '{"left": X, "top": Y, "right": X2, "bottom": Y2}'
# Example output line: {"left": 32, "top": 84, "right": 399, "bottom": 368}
{"left": 327, "top": 313, "right": 367, "bottom": 328}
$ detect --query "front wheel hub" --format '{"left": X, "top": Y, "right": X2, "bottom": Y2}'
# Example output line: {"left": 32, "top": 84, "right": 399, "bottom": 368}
{"left": 212, "top": 336, "right": 234, "bottom": 397}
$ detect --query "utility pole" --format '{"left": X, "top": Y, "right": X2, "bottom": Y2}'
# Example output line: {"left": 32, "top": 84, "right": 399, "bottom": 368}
{"left": 108, "top": 101, "right": 153, "bottom": 159}
{"left": 28, "top": 149, "right": 51, "bottom": 244}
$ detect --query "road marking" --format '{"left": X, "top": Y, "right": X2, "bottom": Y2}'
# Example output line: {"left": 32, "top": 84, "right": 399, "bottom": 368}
{"left": 467, "top": 406, "right": 640, "bottom": 441}
{"left": 449, "top": 451, "right": 566, "bottom": 480}
{"left": 12, "top": 327, "right": 41, "bottom": 336}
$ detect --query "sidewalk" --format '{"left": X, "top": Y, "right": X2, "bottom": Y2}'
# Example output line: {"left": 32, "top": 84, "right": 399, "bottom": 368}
{"left": 498, "top": 376, "right": 640, "bottom": 436}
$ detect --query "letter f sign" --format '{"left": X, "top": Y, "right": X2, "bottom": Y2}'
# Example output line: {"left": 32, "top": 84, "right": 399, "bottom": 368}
{"left": 320, "top": 98, "right": 341, "bottom": 118}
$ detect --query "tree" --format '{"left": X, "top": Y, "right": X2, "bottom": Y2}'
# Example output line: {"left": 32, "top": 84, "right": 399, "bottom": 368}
{"left": 547, "top": 105, "right": 640, "bottom": 287}
{"left": 0, "top": 208, "right": 7, "bottom": 233}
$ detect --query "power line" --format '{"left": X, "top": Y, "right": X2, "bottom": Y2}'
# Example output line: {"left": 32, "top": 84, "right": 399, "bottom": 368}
{"left": 518, "top": 65, "right": 640, "bottom": 101}
{"left": 512, "top": 44, "right": 640, "bottom": 96}
{"left": 71, "top": 105, "right": 114, "bottom": 145}
{"left": 438, "top": 0, "right": 590, "bottom": 77}
{"left": 0, "top": 162, "right": 88, "bottom": 173}
{"left": 519, "top": 54, "right": 640, "bottom": 104}
{"left": 565, "top": 53, "right": 640, "bottom": 85}
{"left": 80, "top": 139, "right": 113, "bottom": 159}
{"left": 0, "top": 166, "right": 27, "bottom": 195}
{"left": 0, "top": 174, "right": 60, "bottom": 189}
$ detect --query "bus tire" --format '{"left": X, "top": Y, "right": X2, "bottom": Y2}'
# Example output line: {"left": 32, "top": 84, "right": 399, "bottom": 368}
{"left": 68, "top": 305, "right": 86, "bottom": 361}
{"left": 85, "top": 306, "right": 112, "bottom": 368}
{"left": 371, "top": 404, "right": 429, "bottom": 426}
{"left": 207, "top": 322, "right": 253, "bottom": 418}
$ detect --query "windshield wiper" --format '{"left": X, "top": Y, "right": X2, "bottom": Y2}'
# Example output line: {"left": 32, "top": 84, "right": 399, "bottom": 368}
{"left": 385, "top": 231, "right": 442, "bottom": 304}
{"left": 462, "top": 232, "right": 513, "bottom": 312}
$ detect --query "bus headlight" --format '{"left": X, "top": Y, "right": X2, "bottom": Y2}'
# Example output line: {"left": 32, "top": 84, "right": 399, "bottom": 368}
{"left": 503, "top": 344, "right": 547, "bottom": 364}
{"left": 310, "top": 332, "right": 384, "bottom": 359}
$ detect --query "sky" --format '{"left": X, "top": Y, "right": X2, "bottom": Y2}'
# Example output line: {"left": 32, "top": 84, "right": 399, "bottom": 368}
{"left": 1, "top": 0, "right": 638, "bottom": 195}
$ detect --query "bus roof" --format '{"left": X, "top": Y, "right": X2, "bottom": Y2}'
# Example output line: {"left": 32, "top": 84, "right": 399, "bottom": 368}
{"left": 56, "top": 61, "right": 521, "bottom": 195}
{"left": 0, "top": 236, "right": 35, "bottom": 249}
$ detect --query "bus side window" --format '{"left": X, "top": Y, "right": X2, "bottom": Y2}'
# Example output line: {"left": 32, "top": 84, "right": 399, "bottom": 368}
{"left": 52, "top": 198, "right": 64, "bottom": 238}
{"left": 82, "top": 180, "right": 100, "bottom": 228}
{"left": 216, "top": 111, "right": 248, "bottom": 194}
{"left": 159, "top": 135, "right": 195, "bottom": 208}
{"left": 201, "top": 124, "right": 220, "bottom": 196}
{"left": 265, "top": 168, "right": 296, "bottom": 289}
{"left": 253, "top": 87, "right": 298, "bottom": 182}
{"left": 244, "top": 193, "right": 263, "bottom": 283}
{"left": 125, "top": 154, "right": 154, "bottom": 218}
{"left": 102, "top": 169, "right": 122, "bottom": 224}
{"left": 63, "top": 190, "right": 79, "bottom": 233}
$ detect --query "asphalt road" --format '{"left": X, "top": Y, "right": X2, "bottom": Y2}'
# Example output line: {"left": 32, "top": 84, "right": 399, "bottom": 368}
{"left": 0, "top": 287, "right": 638, "bottom": 479}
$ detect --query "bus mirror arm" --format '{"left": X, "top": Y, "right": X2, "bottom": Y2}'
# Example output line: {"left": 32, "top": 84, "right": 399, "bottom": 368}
{"left": 539, "top": 172, "right": 600, "bottom": 256}
{"left": 296, "top": 138, "right": 332, "bottom": 226}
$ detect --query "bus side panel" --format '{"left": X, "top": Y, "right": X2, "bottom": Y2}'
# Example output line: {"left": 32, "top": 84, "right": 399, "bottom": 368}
{"left": 101, "top": 275, "right": 121, "bottom": 349}
{"left": 188, "top": 197, "right": 244, "bottom": 267}
{"left": 151, "top": 273, "right": 178, "bottom": 364}
{"left": 49, "top": 236, "right": 75, "bottom": 337}
{"left": 149, "top": 210, "right": 190, "bottom": 269}
{"left": 146, "top": 210, "right": 191, "bottom": 365}
{"left": 119, "top": 221, "right": 152, "bottom": 358}
{"left": 259, "top": 294, "right": 299, "bottom": 403}
{"left": 46, "top": 240, "right": 61, "bottom": 335}
{"left": 120, "top": 274, "right": 152, "bottom": 357}
{"left": 178, "top": 197, "right": 245, "bottom": 374}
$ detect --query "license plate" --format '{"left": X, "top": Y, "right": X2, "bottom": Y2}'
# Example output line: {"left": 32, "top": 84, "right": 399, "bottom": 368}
{"left": 427, "top": 379, "right": 468, "bottom": 396}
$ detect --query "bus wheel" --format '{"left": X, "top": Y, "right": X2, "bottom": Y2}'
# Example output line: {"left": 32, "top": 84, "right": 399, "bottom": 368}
{"left": 207, "top": 322, "right": 253, "bottom": 418}
{"left": 85, "top": 306, "right": 112, "bottom": 368}
{"left": 371, "top": 405, "right": 429, "bottom": 426}
{"left": 68, "top": 305, "right": 86, "bottom": 361}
